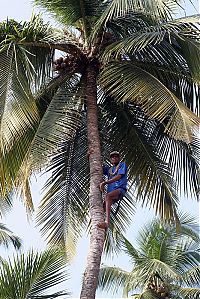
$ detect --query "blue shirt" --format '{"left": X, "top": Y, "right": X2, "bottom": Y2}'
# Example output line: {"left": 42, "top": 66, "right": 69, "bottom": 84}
{"left": 103, "top": 162, "right": 128, "bottom": 193}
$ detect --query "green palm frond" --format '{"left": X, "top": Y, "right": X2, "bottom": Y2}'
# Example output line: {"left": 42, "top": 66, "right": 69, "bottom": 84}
{"left": 0, "top": 249, "right": 69, "bottom": 299}
{"left": 0, "top": 44, "right": 39, "bottom": 144}
{"left": 29, "top": 75, "right": 83, "bottom": 171}
{"left": 127, "top": 58, "right": 200, "bottom": 115}
{"left": 102, "top": 15, "right": 200, "bottom": 61}
{"left": 98, "top": 266, "right": 130, "bottom": 294}
{"left": 0, "top": 223, "right": 21, "bottom": 249}
{"left": 0, "top": 45, "right": 39, "bottom": 196}
{"left": 0, "top": 69, "right": 66, "bottom": 200}
{"left": 100, "top": 61, "right": 200, "bottom": 143}
{"left": 181, "top": 265, "right": 200, "bottom": 286}
{"left": 34, "top": 0, "right": 100, "bottom": 34}
{"left": 175, "top": 212, "right": 200, "bottom": 242}
{"left": 177, "top": 286, "right": 200, "bottom": 298}
{"left": 94, "top": 0, "right": 182, "bottom": 38}
{"left": 175, "top": 240, "right": 200, "bottom": 271}
{"left": 0, "top": 15, "right": 53, "bottom": 44}
{"left": 178, "top": 37, "right": 200, "bottom": 84}
{"left": 37, "top": 123, "right": 89, "bottom": 256}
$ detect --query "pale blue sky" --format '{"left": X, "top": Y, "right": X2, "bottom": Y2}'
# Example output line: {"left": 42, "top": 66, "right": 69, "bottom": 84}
{"left": 0, "top": 1, "right": 199, "bottom": 298}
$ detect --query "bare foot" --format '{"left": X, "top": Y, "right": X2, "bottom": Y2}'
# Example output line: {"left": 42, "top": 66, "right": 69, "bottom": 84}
{"left": 97, "top": 222, "right": 108, "bottom": 229}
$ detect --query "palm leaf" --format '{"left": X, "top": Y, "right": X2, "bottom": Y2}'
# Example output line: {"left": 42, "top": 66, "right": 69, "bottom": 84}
{"left": 34, "top": 0, "right": 100, "bottom": 34}
{"left": 0, "top": 69, "right": 70, "bottom": 201}
{"left": 33, "top": 76, "right": 89, "bottom": 255}
{"left": 98, "top": 216, "right": 200, "bottom": 297}
{"left": 37, "top": 124, "right": 90, "bottom": 257}
{"left": 178, "top": 37, "right": 200, "bottom": 84}
{"left": 177, "top": 286, "right": 200, "bottom": 298}
{"left": 100, "top": 61, "right": 200, "bottom": 143}
{"left": 0, "top": 223, "right": 21, "bottom": 249}
{"left": 181, "top": 265, "right": 200, "bottom": 286}
{"left": 93, "top": 0, "right": 182, "bottom": 39}
{"left": 0, "top": 44, "right": 39, "bottom": 196}
{"left": 29, "top": 75, "right": 83, "bottom": 171}
{"left": 98, "top": 266, "right": 130, "bottom": 294}
{"left": 102, "top": 15, "right": 200, "bottom": 61}
{"left": 0, "top": 249, "right": 69, "bottom": 299}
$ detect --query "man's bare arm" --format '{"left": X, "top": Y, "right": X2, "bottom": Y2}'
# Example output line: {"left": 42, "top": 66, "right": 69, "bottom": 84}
{"left": 99, "top": 175, "right": 122, "bottom": 191}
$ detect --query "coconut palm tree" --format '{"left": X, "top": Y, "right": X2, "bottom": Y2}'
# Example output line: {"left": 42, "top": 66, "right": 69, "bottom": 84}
{"left": 0, "top": 248, "right": 69, "bottom": 298}
{"left": 0, "top": 0, "right": 200, "bottom": 297}
{"left": 98, "top": 213, "right": 200, "bottom": 299}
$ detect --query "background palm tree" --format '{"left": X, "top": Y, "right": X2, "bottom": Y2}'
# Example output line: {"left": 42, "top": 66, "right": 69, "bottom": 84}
{"left": 0, "top": 248, "right": 69, "bottom": 298}
{"left": 0, "top": 0, "right": 199, "bottom": 297}
{"left": 98, "top": 213, "right": 200, "bottom": 299}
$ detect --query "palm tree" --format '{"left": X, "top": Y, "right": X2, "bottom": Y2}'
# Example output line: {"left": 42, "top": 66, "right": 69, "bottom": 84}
{"left": 0, "top": 248, "right": 69, "bottom": 298}
{"left": 98, "top": 213, "right": 200, "bottom": 299}
{"left": 0, "top": 1, "right": 199, "bottom": 297}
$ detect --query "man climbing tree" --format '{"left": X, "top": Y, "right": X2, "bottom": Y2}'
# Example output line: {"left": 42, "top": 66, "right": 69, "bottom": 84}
{"left": 98, "top": 151, "right": 128, "bottom": 229}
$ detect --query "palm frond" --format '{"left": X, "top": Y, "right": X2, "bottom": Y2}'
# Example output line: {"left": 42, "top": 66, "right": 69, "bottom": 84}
{"left": 181, "top": 265, "right": 200, "bottom": 286}
{"left": 0, "top": 44, "right": 39, "bottom": 196}
{"left": 126, "top": 58, "right": 200, "bottom": 116}
{"left": 34, "top": 0, "right": 100, "bottom": 34}
{"left": 31, "top": 76, "right": 89, "bottom": 255}
{"left": 98, "top": 266, "right": 130, "bottom": 294}
{"left": 29, "top": 75, "right": 83, "bottom": 171}
{"left": 102, "top": 15, "right": 200, "bottom": 62}
{"left": 177, "top": 286, "right": 200, "bottom": 298}
{"left": 99, "top": 61, "right": 200, "bottom": 143}
{"left": 94, "top": 0, "right": 183, "bottom": 35}
{"left": 36, "top": 121, "right": 90, "bottom": 257}
{"left": 0, "top": 249, "right": 69, "bottom": 298}
{"left": 0, "top": 16, "right": 55, "bottom": 87}
{"left": 0, "top": 223, "right": 21, "bottom": 249}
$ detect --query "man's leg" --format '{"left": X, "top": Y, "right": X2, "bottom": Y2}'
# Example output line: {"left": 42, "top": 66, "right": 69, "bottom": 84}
{"left": 98, "top": 189, "right": 121, "bottom": 229}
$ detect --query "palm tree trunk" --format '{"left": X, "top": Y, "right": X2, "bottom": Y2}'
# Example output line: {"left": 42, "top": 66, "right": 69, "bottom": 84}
{"left": 80, "top": 62, "right": 105, "bottom": 299}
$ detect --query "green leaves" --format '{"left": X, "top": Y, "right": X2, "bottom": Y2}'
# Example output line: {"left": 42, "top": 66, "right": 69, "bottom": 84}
{"left": 0, "top": 249, "right": 69, "bottom": 299}
{"left": 0, "top": 223, "right": 21, "bottom": 250}
{"left": 34, "top": 0, "right": 100, "bottom": 26}
{"left": 100, "top": 61, "right": 200, "bottom": 143}
{"left": 37, "top": 124, "right": 90, "bottom": 256}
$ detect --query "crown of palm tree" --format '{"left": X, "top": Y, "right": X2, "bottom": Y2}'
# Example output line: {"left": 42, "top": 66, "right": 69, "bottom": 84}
{"left": 98, "top": 213, "right": 200, "bottom": 298}
{"left": 0, "top": 0, "right": 199, "bottom": 256}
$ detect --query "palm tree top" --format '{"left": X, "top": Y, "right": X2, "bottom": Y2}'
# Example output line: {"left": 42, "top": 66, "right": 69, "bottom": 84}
{"left": 0, "top": 0, "right": 199, "bottom": 256}
{"left": 98, "top": 213, "right": 200, "bottom": 298}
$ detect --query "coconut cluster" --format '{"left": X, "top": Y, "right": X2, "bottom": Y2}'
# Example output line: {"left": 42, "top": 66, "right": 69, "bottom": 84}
{"left": 53, "top": 54, "right": 83, "bottom": 72}
{"left": 146, "top": 282, "right": 171, "bottom": 298}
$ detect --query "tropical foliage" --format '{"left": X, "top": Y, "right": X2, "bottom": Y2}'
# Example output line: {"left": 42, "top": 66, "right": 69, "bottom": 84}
{"left": 0, "top": 0, "right": 200, "bottom": 296}
{"left": 98, "top": 213, "right": 200, "bottom": 299}
{"left": 0, "top": 223, "right": 21, "bottom": 260}
{"left": 0, "top": 248, "right": 69, "bottom": 299}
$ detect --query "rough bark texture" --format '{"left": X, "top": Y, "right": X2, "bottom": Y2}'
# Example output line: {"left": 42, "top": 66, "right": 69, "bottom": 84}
{"left": 80, "top": 62, "right": 105, "bottom": 299}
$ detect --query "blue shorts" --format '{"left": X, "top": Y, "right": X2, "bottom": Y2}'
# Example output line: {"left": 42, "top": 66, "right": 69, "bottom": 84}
{"left": 107, "top": 188, "right": 126, "bottom": 203}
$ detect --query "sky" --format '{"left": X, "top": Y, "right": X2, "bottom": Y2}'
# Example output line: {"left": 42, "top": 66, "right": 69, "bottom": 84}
{"left": 0, "top": 0, "right": 199, "bottom": 298}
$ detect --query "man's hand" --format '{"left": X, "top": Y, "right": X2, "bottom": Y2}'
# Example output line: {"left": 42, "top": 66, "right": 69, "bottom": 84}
{"left": 99, "top": 181, "right": 106, "bottom": 192}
